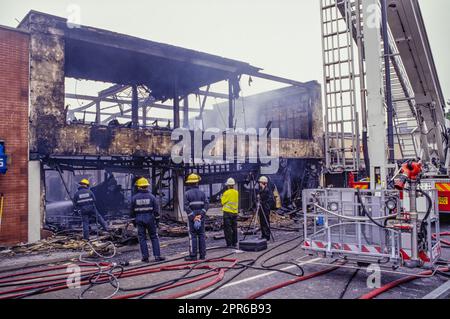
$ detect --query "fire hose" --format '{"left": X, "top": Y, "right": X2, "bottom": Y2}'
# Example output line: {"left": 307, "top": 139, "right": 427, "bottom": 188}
{"left": 0, "top": 227, "right": 322, "bottom": 299}
{"left": 247, "top": 262, "right": 343, "bottom": 299}
{"left": 0, "top": 257, "right": 238, "bottom": 299}
{"left": 313, "top": 204, "right": 398, "bottom": 222}
{"left": 196, "top": 235, "right": 306, "bottom": 299}
{"left": 0, "top": 243, "right": 260, "bottom": 299}
{"left": 433, "top": 232, "right": 450, "bottom": 247}
{"left": 358, "top": 266, "right": 450, "bottom": 299}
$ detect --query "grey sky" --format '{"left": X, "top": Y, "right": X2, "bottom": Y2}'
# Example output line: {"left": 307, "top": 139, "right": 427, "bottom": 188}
{"left": 0, "top": 0, "right": 448, "bottom": 104}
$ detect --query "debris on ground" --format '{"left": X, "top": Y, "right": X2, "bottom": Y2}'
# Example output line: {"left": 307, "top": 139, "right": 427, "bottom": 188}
{"left": 0, "top": 235, "right": 114, "bottom": 257}
{"left": 0, "top": 211, "right": 299, "bottom": 256}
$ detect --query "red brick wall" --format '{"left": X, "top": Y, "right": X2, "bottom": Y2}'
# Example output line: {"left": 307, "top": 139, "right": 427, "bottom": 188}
{"left": 0, "top": 26, "right": 30, "bottom": 245}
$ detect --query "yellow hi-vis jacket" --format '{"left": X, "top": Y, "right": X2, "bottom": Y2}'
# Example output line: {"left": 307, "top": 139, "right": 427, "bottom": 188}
{"left": 221, "top": 189, "right": 239, "bottom": 214}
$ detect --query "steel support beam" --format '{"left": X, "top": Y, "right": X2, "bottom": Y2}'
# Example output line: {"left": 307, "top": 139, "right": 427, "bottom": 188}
{"left": 356, "top": 0, "right": 370, "bottom": 177}
{"left": 66, "top": 94, "right": 198, "bottom": 113}
{"left": 363, "top": 0, "right": 388, "bottom": 189}
{"left": 142, "top": 105, "right": 147, "bottom": 127}
{"left": 95, "top": 100, "right": 101, "bottom": 124}
{"left": 197, "top": 90, "right": 228, "bottom": 100}
{"left": 73, "top": 110, "right": 170, "bottom": 124}
{"left": 183, "top": 96, "right": 189, "bottom": 128}
{"left": 228, "top": 80, "right": 234, "bottom": 129}
{"left": 248, "top": 71, "right": 307, "bottom": 87}
{"left": 131, "top": 85, "right": 139, "bottom": 128}
{"left": 173, "top": 76, "right": 180, "bottom": 129}
{"left": 382, "top": 0, "right": 395, "bottom": 165}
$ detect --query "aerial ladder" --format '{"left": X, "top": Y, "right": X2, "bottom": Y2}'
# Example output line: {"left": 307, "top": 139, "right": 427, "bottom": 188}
{"left": 303, "top": 0, "right": 447, "bottom": 269}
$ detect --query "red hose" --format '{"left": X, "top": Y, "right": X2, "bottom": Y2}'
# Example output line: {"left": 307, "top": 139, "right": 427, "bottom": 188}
{"left": 433, "top": 232, "right": 450, "bottom": 246}
{"left": 359, "top": 267, "right": 450, "bottom": 299}
{"left": 247, "top": 265, "right": 341, "bottom": 299}
{"left": 0, "top": 262, "right": 107, "bottom": 281}
{"left": 0, "top": 264, "right": 115, "bottom": 298}
{"left": 114, "top": 270, "right": 221, "bottom": 299}
{"left": 0, "top": 258, "right": 237, "bottom": 299}
{"left": 160, "top": 268, "right": 226, "bottom": 299}
{"left": 0, "top": 266, "right": 109, "bottom": 285}
{"left": 113, "top": 258, "right": 237, "bottom": 299}
{"left": 0, "top": 263, "right": 195, "bottom": 297}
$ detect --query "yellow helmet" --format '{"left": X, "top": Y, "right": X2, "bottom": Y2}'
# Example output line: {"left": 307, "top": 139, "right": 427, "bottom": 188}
{"left": 186, "top": 173, "right": 201, "bottom": 184}
{"left": 135, "top": 177, "right": 150, "bottom": 188}
{"left": 79, "top": 179, "right": 90, "bottom": 186}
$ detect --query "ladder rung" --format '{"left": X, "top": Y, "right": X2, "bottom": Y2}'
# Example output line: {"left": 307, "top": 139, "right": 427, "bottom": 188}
{"left": 323, "top": 30, "right": 351, "bottom": 38}
{"left": 326, "top": 89, "right": 354, "bottom": 94}
{"left": 324, "top": 59, "right": 352, "bottom": 66}
{"left": 327, "top": 105, "right": 355, "bottom": 109}
{"left": 327, "top": 120, "right": 355, "bottom": 125}
{"left": 326, "top": 74, "right": 354, "bottom": 81}
{"left": 324, "top": 45, "right": 352, "bottom": 53}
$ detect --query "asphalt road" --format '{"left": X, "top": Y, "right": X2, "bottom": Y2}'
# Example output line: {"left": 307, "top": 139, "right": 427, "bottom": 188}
{"left": 0, "top": 218, "right": 449, "bottom": 300}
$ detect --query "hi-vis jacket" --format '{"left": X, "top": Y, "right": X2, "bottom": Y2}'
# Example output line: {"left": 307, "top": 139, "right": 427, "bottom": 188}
{"left": 221, "top": 188, "right": 239, "bottom": 214}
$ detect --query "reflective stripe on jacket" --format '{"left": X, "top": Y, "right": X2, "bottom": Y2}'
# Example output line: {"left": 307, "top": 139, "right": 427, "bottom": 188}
{"left": 221, "top": 188, "right": 239, "bottom": 214}
{"left": 131, "top": 190, "right": 159, "bottom": 217}
{"left": 73, "top": 187, "right": 96, "bottom": 212}
{"left": 184, "top": 186, "right": 209, "bottom": 218}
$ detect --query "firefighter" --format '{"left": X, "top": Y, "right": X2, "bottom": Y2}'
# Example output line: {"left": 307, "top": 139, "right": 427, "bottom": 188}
{"left": 184, "top": 173, "right": 209, "bottom": 261}
{"left": 221, "top": 178, "right": 239, "bottom": 248}
{"left": 257, "top": 176, "right": 274, "bottom": 241}
{"left": 131, "top": 177, "right": 165, "bottom": 263}
{"left": 73, "top": 179, "right": 109, "bottom": 241}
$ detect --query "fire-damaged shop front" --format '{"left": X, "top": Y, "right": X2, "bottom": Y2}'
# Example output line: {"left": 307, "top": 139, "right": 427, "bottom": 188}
{"left": 18, "top": 11, "right": 323, "bottom": 241}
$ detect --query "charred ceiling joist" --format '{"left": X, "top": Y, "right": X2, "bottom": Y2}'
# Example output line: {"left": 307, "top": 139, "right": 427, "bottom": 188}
{"left": 18, "top": 11, "right": 258, "bottom": 159}
{"left": 19, "top": 10, "right": 323, "bottom": 162}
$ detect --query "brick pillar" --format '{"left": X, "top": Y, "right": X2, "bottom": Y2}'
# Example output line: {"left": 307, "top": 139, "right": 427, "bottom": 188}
{"left": 0, "top": 27, "right": 30, "bottom": 245}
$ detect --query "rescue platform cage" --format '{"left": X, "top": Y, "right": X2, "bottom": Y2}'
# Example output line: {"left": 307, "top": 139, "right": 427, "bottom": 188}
{"left": 401, "top": 186, "right": 441, "bottom": 265}
{"left": 302, "top": 188, "right": 403, "bottom": 265}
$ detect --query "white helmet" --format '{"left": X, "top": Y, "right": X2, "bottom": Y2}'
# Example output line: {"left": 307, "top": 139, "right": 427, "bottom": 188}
{"left": 258, "top": 176, "right": 269, "bottom": 184}
{"left": 226, "top": 178, "right": 236, "bottom": 186}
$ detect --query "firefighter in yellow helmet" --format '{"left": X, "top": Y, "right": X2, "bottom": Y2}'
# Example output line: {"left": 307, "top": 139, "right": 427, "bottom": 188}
{"left": 73, "top": 178, "right": 110, "bottom": 240}
{"left": 221, "top": 178, "right": 239, "bottom": 248}
{"left": 131, "top": 177, "right": 165, "bottom": 263}
{"left": 184, "top": 173, "right": 209, "bottom": 261}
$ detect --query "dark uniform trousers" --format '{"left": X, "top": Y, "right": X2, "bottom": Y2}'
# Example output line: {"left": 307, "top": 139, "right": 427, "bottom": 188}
{"left": 74, "top": 186, "right": 109, "bottom": 240}
{"left": 81, "top": 210, "right": 109, "bottom": 240}
{"left": 136, "top": 213, "right": 161, "bottom": 259}
{"left": 187, "top": 217, "right": 206, "bottom": 259}
{"left": 223, "top": 212, "right": 238, "bottom": 247}
{"left": 258, "top": 209, "right": 271, "bottom": 241}
{"left": 184, "top": 186, "right": 209, "bottom": 259}
{"left": 132, "top": 190, "right": 161, "bottom": 260}
{"left": 258, "top": 188, "right": 274, "bottom": 241}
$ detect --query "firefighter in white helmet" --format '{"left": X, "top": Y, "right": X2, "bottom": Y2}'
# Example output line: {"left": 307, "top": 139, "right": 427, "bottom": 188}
{"left": 257, "top": 176, "right": 275, "bottom": 241}
{"left": 221, "top": 178, "right": 239, "bottom": 248}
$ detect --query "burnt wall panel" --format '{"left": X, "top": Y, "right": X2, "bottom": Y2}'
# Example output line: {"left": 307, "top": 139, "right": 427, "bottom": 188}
{"left": 20, "top": 11, "right": 322, "bottom": 160}
{"left": 203, "top": 82, "right": 324, "bottom": 159}
{"left": 56, "top": 125, "right": 173, "bottom": 157}
{"left": 20, "top": 12, "right": 65, "bottom": 156}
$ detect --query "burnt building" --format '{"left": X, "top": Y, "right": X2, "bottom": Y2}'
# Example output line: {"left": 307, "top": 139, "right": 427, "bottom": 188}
{"left": 0, "top": 11, "right": 323, "bottom": 244}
